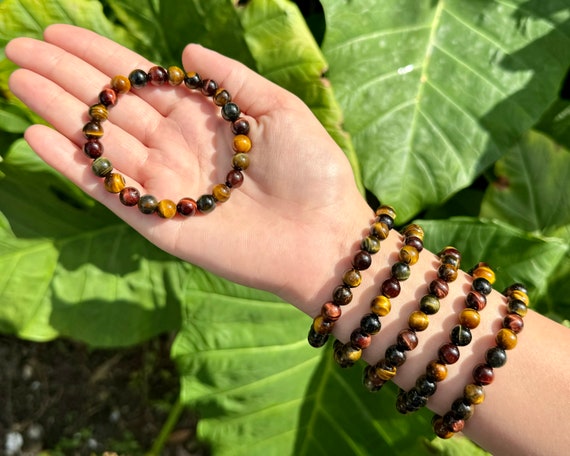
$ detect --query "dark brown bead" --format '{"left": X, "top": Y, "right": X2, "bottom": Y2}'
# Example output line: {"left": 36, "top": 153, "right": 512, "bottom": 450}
{"left": 321, "top": 302, "right": 341, "bottom": 322}
{"left": 350, "top": 328, "right": 371, "bottom": 349}
{"left": 440, "top": 253, "right": 460, "bottom": 269}
{"left": 231, "top": 118, "right": 250, "bottom": 135}
{"left": 433, "top": 417, "right": 453, "bottom": 439}
{"left": 332, "top": 285, "right": 352, "bottom": 306}
{"left": 307, "top": 326, "right": 329, "bottom": 348}
{"left": 438, "top": 246, "right": 461, "bottom": 263}
{"left": 226, "top": 169, "right": 244, "bottom": 188}
{"left": 184, "top": 71, "right": 202, "bottom": 89}
{"left": 504, "top": 282, "right": 528, "bottom": 297}
{"left": 119, "top": 187, "right": 140, "bottom": 206}
{"left": 201, "top": 78, "right": 218, "bottom": 96}
{"left": 450, "top": 325, "right": 472, "bottom": 346}
{"left": 472, "top": 277, "right": 493, "bottom": 295}
{"left": 415, "top": 374, "right": 437, "bottom": 396}
{"left": 428, "top": 278, "right": 449, "bottom": 299}
{"left": 443, "top": 412, "right": 464, "bottom": 433}
{"left": 177, "top": 198, "right": 198, "bottom": 216}
{"left": 377, "top": 213, "right": 394, "bottom": 230}
{"left": 362, "top": 365, "right": 386, "bottom": 392}
{"left": 473, "top": 363, "right": 494, "bottom": 385}
{"left": 83, "top": 139, "right": 103, "bottom": 158}
{"left": 360, "top": 313, "right": 381, "bottom": 335}
{"left": 466, "top": 290, "right": 487, "bottom": 311}
{"left": 99, "top": 88, "right": 117, "bottom": 107}
{"left": 83, "top": 121, "right": 104, "bottom": 139}
{"left": 353, "top": 250, "right": 372, "bottom": 270}
{"left": 405, "top": 235, "right": 423, "bottom": 252}
{"left": 129, "top": 69, "right": 149, "bottom": 88}
{"left": 385, "top": 344, "right": 406, "bottom": 367}
{"left": 213, "top": 88, "right": 231, "bottom": 106}
{"left": 486, "top": 346, "right": 507, "bottom": 368}
{"left": 503, "top": 313, "right": 524, "bottom": 333}
{"left": 438, "top": 263, "right": 458, "bottom": 282}
{"left": 381, "top": 277, "right": 401, "bottom": 298}
{"left": 397, "top": 329, "right": 418, "bottom": 351}
{"left": 507, "top": 299, "right": 528, "bottom": 317}
{"left": 438, "top": 343, "right": 460, "bottom": 364}
{"left": 451, "top": 397, "right": 474, "bottom": 420}
{"left": 148, "top": 66, "right": 169, "bottom": 85}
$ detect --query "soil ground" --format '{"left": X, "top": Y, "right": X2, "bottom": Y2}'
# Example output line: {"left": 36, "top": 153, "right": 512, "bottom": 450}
{"left": 0, "top": 334, "right": 208, "bottom": 456}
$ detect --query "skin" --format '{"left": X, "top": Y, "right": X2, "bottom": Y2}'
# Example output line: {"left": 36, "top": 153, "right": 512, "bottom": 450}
{"left": 6, "top": 24, "right": 570, "bottom": 456}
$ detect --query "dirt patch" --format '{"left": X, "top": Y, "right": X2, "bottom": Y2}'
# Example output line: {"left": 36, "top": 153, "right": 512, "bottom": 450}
{"left": 0, "top": 334, "right": 208, "bottom": 455}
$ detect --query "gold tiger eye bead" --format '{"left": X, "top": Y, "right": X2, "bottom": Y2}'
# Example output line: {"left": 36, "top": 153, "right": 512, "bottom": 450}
{"left": 111, "top": 75, "right": 131, "bottom": 93}
{"left": 233, "top": 134, "right": 252, "bottom": 153}
{"left": 212, "top": 183, "right": 231, "bottom": 202}
{"left": 370, "top": 295, "right": 391, "bottom": 316}
{"left": 157, "top": 199, "right": 177, "bottom": 219}
{"left": 104, "top": 173, "right": 126, "bottom": 193}
{"left": 89, "top": 104, "right": 108, "bottom": 121}
{"left": 167, "top": 66, "right": 185, "bottom": 86}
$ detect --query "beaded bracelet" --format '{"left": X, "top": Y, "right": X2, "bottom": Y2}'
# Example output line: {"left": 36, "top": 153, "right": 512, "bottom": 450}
{"left": 395, "top": 258, "right": 495, "bottom": 413}
{"left": 361, "top": 245, "right": 459, "bottom": 392}
{"left": 307, "top": 205, "right": 396, "bottom": 348}
{"left": 332, "top": 223, "right": 425, "bottom": 370}
{"left": 432, "top": 283, "right": 529, "bottom": 438}
{"left": 82, "top": 65, "right": 252, "bottom": 218}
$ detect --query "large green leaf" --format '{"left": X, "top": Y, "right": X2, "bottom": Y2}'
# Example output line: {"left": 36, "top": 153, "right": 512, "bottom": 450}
{"left": 172, "top": 268, "right": 434, "bottom": 456}
{"left": 321, "top": 0, "right": 570, "bottom": 220}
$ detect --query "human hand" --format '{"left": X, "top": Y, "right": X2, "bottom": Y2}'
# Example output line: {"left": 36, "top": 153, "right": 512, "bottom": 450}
{"left": 6, "top": 24, "right": 372, "bottom": 309}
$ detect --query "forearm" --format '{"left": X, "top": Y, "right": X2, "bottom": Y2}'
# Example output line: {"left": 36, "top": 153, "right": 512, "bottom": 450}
{"left": 279, "top": 203, "right": 570, "bottom": 456}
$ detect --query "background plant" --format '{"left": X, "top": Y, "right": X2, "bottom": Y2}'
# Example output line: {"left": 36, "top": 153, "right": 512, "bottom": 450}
{"left": 0, "top": 0, "right": 569, "bottom": 454}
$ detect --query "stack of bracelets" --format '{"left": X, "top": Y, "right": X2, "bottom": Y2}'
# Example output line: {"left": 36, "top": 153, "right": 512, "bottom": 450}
{"left": 307, "top": 207, "right": 529, "bottom": 440}
{"left": 82, "top": 66, "right": 529, "bottom": 440}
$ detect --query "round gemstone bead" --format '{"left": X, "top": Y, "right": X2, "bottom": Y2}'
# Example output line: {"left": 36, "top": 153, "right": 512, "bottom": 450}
{"left": 404, "top": 236, "right": 423, "bottom": 252}
{"left": 350, "top": 328, "right": 371, "bottom": 349}
{"left": 507, "top": 299, "right": 528, "bottom": 317}
{"left": 466, "top": 290, "right": 487, "bottom": 310}
{"left": 231, "top": 118, "right": 250, "bottom": 135}
{"left": 111, "top": 75, "right": 131, "bottom": 93}
{"left": 157, "top": 199, "right": 177, "bottom": 218}
{"left": 307, "top": 326, "right": 328, "bottom": 348}
{"left": 443, "top": 412, "right": 465, "bottom": 433}
{"left": 398, "top": 245, "right": 419, "bottom": 265}
{"left": 401, "top": 389, "right": 428, "bottom": 412}
{"left": 184, "top": 71, "right": 202, "bottom": 89}
{"left": 352, "top": 250, "right": 372, "bottom": 270}
{"left": 99, "top": 88, "right": 117, "bottom": 107}
{"left": 438, "top": 263, "right": 458, "bottom": 282}
{"left": 129, "top": 69, "right": 149, "bottom": 88}
{"left": 419, "top": 294, "right": 440, "bottom": 315}
{"left": 197, "top": 194, "right": 216, "bottom": 213}
{"left": 148, "top": 66, "right": 169, "bottom": 86}
{"left": 213, "top": 88, "right": 231, "bottom": 106}
{"left": 472, "top": 277, "right": 493, "bottom": 295}
{"left": 496, "top": 328, "right": 517, "bottom": 350}
{"left": 426, "top": 360, "right": 447, "bottom": 382}
{"left": 167, "top": 66, "right": 185, "bottom": 86}
{"left": 509, "top": 289, "right": 529, "bottom": 305}
{"left": 361, "top": 236, "right": 381, "bottom": 254}
{"left": 441, "top": 253, "right": 460, "bottom": 269}
{"left": 232, "top": 134, "right": 252, "bottom": 153}
{"left": 104, "top": 173, "right": 125, "bottom": 193}
{"left": 439, "top": 246, "right": 461, "bottom": 265}
{"left": 119, "top": 187, "right": 140, "bottom": 206}
{"left": 381, "top": 277, "right": 401, "bottom": 298}
{"left": 334, "top": 344, "right": 361, "bottom": 368}
{"left": 471, "top": 263, "right": 496, "bottom": 284}
{"left": 374, "top": 360, "right": 397, "bottom": 381}
{"left": 503, "top": 313, "right": 524, "bottom": 333}
{"left": 438, "top": 343, "right": 460, "bottom": 364}
{"left": 360, "top": 312, "right": 381, "bottom": 335}
{"left": 332, "top": 285, "right": 352, "bottom": 306}
{"left": 176, "top": 197, "right": 198, "bottom": 216}
{"left": 385, "top": 344, "right": 406, "bottom": 367}
{"left": 312, "top": 315, "right": 333, "bottom": 335}
{"left": 416, "top": 375, "right": 437, "bottom": 396}
{"left": 83, "top": 121, "right": 104, "bottom": 139}
{"left": 464, "top": 383, "right": 485, "bottom": 405}
{"left": 377, "top": 214, "right": 394, "bottom": 230}
{"left": 201, "top": 79, "right": 218, "bottom": 96}
{"left": 321, "top": 302, "right": 342, "bottom": 322}
{"left": 486, "top": 346, "right": 507, "bottom": 368}
{"left": 91, "top": 157, "right": 113, "bottom": 177}
{"left": 371, "top": 221, "right": 390, "bottom": 240}
{"left": 397, "top": 329, "right": 418, "bottom": 351}
{"left": 226, "top": 169, "right": 244, "bottom": 188}
{"left": 362, "top": 365, "right": 385, "bottom": 392}
{"left": 429, "top": 278, "right": 449, "bottom": 299}
{"left": 450, "top": 325, "right": 472, "bottom": 346}
{"left": 221, "top": 102, "right": 241, "bottom": 121}
{"left": 402, "top": 223, "right": 424, "bottom": 240}
{"left": 138, "top": 194, "right": 158, "bottom": 214}
{"left": 89, "top": 104, "right": 108, "bottom": 121}
{"left": 433, "top": 417, "right": 453, "bottom": 439}
{"left": 342, "top": 268, "right": 362, "bottom": 288}
{"left": 504, "top": 282, "right": 528, "bottom": 296}
{"left": 408, "top": 310, "right": 429, "bottom": 331}
{"left": 391, "top": 261, "right": 411, "bottom": 281}
{"left": 83, "top": 139, "right": 104, "bottom": 158}
{"left": 459, "top": 308, "right": 481, "bottom": 329}
{"left": 473, "top": 363, "right": 494, "bottom": 385}
{"left": 232, "top": 153, "right": 250, "bottom": 170}
{"left": 370, "top": 295, "right": 391, "bottom": 316}
{"left": 375, "top": 205, "right": 396, "bottom": 219}
{"left": 212, "top": 183, "right": 231, "bottom": 202}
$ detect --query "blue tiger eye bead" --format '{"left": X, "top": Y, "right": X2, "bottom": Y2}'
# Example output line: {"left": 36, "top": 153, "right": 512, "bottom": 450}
{"left": 138, "top": 194, "right": 158, "bottom": 214}
{"left": 91, "top": 157, "right": 113, "bottom": 177}
{"left": 197, "top": 194, "right": 216, "bottom": 213}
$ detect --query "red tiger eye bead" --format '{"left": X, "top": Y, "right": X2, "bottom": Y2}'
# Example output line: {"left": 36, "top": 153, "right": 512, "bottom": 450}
{"left": 99, "top": 88, "right": 117, "bottom": 107}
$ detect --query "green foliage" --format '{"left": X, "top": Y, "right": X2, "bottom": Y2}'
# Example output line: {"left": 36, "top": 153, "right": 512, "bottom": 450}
{"left": 0, "top": 0, "right": 569, "bottom": 455}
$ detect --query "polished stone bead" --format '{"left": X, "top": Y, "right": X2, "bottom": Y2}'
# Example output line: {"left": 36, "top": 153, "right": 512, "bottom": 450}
{"left": 472, "top": 277, "right": 493, "bottom": 295}
{"left": 231, "top": 118, "right": 250, "bottom": 135}
{"left": 138, "top": 194, "right": 158, "bottom": 214}
{"left": 441, "top": 253, "right": 460, "bottom": 269}
{"left": 361, "top": 235, "right": 381, "bottom": 254}
{"left": 377, "top": 213, "right": 394, "bottom": 230}
{"left": 148, "top": 66, "right": 169, "bottom": 85}
{"left": 184, "top": 71, "right": 202, "bottom": 89}
{"left": 432, "top": 417, "right": 453, "bottom": 439}
{"left": 89, "top": 104, "right": 108, "bottom": 122}
{"left": 111, "top": 75, "right": 131, "bottom": 93}
{"left": 350, "top": 328, "right": 371, "bottom": 349}
{"left": 197, "top": 194, "right": 216, "bottom": 213}
{"left": 450, "top": 325, "right": 472, "bottom": 346}
{"left": 167, "top": 66, "right": 185, "bottom": 86}
{"left": 332, "top": 285, "right": 352, "bottom": 306}
{"left": 464, "top": 383, "right": 485, "bottom": 404}
{"left": 307, "top": 326, "right": 329, "bottom": 348}
{"left": 212, "top": 183, "right": 231, "bottom": 202}
{"left": 385, "top": 344, "right": 406, "bottom": 367}
{"left": 375, "top": 205, "right": 396, "bottom": 220}
{"left": 471, "top": 262, "right": 496, "bottom": 284}
{"left": 222, "top": 102, "right": 241, "bottom": 121}
{"left": 370, "top": 295, "right": 391, "bottom": 316}
{"left": 438, "top": 263, "right": 458, "bottom": 282}
{"left": 213, "top": 88, "right": 231, "bottom": 106}
{"left": 176, "top": 197, "right": 197, "bottom": 216}
{"left": 360, "top": 312, "right": 381, "bottom": 335}
{"left": 426, "top": 360, "right": 447, "bottom": 382}
{"left": 381, "top": 277, "right": 401, "bottom": 298}
{"left": 201, "top": 78, "right": 218, "bottom": 96}
{"left": 459, "top": 308, "right": 481, "bottom": 329}
{"left": 397, "top": 328, "right": 418, "bottom": 351}
{"left": 466, "top": 290, "right": 487, "bottom": 311}
{"left": 504, "top": 282, "right": 528, "bottom": 296}
{"left": 442, "top": 412, "right": 464, "bottom": 433}
{"left": 362, "top": 365, "right": 386, "bottom": 392}
{"left": 429, "top": 278, "right": 449, "bottom": 299}
{"left": 404, "top": 235, "right": 423, "bottom": 252}
{"left": 232, "top": 153, "right": 250, "bottom": 170}
{"left": 233, "top": 134, "right": 252, "bottom": 153}
{"left": 104, "top": 173, "right": 125, "bottom": 193}
{"left": 157, "top": 199, "right": 177, "bottom": 218}
{"left": 226, "top": 169, "right": 244, "bottom": 188}
{"left": 415, "top": 374, "right": 437, "bottom": 396}
{"left": 83, "top": 121, "right": 104, "bottom": 139}
{"left": 486, "top": 346, "right": 507, "bottom": 368}
{"left": 507, "top": 299, "right": 528, "bottom": 317}
{"left": 510, "top": 289, "right": 530, "bottom": 305}
{"left": 438, "top": 343, "right": 460, "bottom": 364}
{"left": 342, "top": 268, "right": 362, "bottom": 288}
{"left": 451, "top": 398, "right": 474, "bottom": 420}
{"left": 402, "top": 223, "right": 424, "bottom": 241}
{"left": 402, "top": 388, "right": 428, "bottom": 411}
{"left": 473, "top": 363, "right": 494, "bottom": 385}
{"left": 119, "top": 187, "right": 140, "bottom": 206}
{"left": 438, "top": 246, "right": 461, "bottom": 265}
{"left": 408, "top": 310, "right": 429, "bottom": 331}
{"left": 353, "top": 250, "right": 372, "bottom": 270}
{"left": 91, "top": 157, "right": 113, "bottom": 177}
{"left": 420, "top": 294, "right": 440, "bottom": 315}
{"left": 391, "top": 261, "right": 411, "bottom": 281}
{"left": 129, "top": 69, "right": 149, "bottom": 88}
{"left": 334, "top": 343, "right": 361, "bottom": 368}
{"left": 374, "top": 360, "right": 397, "bottom": 381}
{"left": 371, "top": 221, "right": 390, "bottom": 240}
{"left": 503, "top": 313, "right": 525, "bottom": 333}
{"left": 99, "top": 88, "right": 117, "bottom": 107}
{"left": 496, "top": 328, "right": 517, "bottom": 350}
{"left": 312, "top": 315, "right": 333, "bottom": 335}
{"left": 321, "top": 302, "right": 342, "bottom": 322}
{"left": 83, "top": 139, "right": 103, "bottom": 158}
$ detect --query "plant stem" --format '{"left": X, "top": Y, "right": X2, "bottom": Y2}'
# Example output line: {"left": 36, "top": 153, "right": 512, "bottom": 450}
{"left": 146, "top": 396, "right": 185, "bottom": 456}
